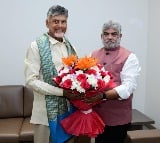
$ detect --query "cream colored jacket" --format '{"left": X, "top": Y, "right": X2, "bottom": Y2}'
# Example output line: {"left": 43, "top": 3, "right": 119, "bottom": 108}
{"left": 24, "top": 34, "right": 75, "bottom": 126}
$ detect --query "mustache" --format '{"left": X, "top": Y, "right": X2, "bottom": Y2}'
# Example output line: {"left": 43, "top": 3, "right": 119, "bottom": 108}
{"left": 102, "top": 39, "right": 120, "bottom": 49}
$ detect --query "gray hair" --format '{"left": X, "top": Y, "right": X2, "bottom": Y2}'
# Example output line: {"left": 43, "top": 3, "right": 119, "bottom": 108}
{"left": 47, "top": 5, "right": 68, "bottom": 18}
{"left": 102, "top": 20, "right": 121, "bottom": 34}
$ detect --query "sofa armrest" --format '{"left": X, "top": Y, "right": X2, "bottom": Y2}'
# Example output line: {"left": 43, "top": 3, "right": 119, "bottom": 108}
{"left": 127, "top": 129, "right": 160, "bottom": 143}
{"left": 23, "top": 87, "right": 34, "bottom": 117}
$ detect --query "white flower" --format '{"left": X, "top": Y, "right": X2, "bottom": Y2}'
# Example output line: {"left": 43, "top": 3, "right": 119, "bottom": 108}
{"left": 71, "top": 79, "right": 85, "bottom": 93}
{"left": 101, "top": 67, "right": 106, "bottom": 72}
{"left": 62, "top": 74, "right": 72, "bottom": 82}
{"left": 75, "top": 70, "right": 84, "bottom": 75}
{"left": 76, "top": 85, "right": 85, "bottom": 93}
{"left": 104, "top": 75, "right": 111, "bottom": 83}
{"left": 90, "top": 65, "right": 99, "bottom": 71}
{"left": 87, "top": 74, "right": 98, "bottom": 88}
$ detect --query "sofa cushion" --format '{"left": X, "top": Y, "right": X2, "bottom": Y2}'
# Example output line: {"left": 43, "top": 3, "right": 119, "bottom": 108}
{"left": 19, "top": 117, "right": 34, "bottom": 142}
{"left": 0, "top": 85, "right": 23, "bottom": 118}
{"left": 0, "top": 118, "right": 23, "bottom": 143}
{"left": 23, "top": 87, "right": 33, "bottom": 117}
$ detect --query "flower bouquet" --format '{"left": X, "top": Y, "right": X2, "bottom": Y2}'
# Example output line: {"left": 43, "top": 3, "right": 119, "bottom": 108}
{"left": 53, "top": 54, "right": 115, "bottom": 137}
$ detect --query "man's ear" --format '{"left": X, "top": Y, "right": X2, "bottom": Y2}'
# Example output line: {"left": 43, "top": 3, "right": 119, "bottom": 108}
{"left": 120, "top": 34, "right": 122, "bottom": 38}
{"left": 46, "top": 19, "right": 49, "bottom": 28}
{"left": 101, "top": 34, "right": 103, "bottom": 39}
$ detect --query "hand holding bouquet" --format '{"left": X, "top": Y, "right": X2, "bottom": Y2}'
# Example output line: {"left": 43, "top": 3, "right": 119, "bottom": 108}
{"left": 53, "top": 54, "right": 115, "bottom": 137}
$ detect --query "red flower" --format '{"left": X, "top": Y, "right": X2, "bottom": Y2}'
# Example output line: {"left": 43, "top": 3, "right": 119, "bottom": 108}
{"left": 53, "top": 76, "right": 62, "bottom": 84}
{"left": 61, "top": 79, "right": 72, "bottom": 89}
{"left": 80, "top": 79, "right": 90, "bottom": 90}
{"left": 86, "top": 69, "right": 97, "bottom": 75}
{"left": 100, "top": 71, "right": 107, "bottom": 77}
{"left": 97, "top": 79, "right": 105, "bottom": 89}
{"left": 76, "top": 74, "right": 87, "bottom": 81}
{"left": 61, "top": 73, "right": 68, "bottom": 78}
{"left": 69, "top": 69, "right": 76, "bottom": 74}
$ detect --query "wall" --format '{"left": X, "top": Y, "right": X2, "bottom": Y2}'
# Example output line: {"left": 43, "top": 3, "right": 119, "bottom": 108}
{"left": 0, "top": 0, "right": 149, "bottom": 120}
{"left": 146, "top": 0, "right": 160, "bottom": 128}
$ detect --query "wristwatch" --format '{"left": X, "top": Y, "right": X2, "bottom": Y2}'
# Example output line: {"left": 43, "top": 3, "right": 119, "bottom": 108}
{"left": 102, "top": 92, "right": 107, "bottom": 101}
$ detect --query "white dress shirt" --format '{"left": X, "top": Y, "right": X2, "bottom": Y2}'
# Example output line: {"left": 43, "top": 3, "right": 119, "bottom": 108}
{"left": 114, "top": 53, "right": 141, "bottom": 99}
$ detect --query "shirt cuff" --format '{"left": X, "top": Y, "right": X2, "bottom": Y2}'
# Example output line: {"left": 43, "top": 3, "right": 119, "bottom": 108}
{"left": 114, "top": 85, "right": 130, "bottom": 99}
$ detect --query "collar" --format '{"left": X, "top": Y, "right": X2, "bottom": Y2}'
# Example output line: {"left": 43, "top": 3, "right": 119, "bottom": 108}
{"left": 46, "top": 33, "right": 66, "bottom": 45}
{"left": 104, "top": 46, "right": 120, "bottom": 51}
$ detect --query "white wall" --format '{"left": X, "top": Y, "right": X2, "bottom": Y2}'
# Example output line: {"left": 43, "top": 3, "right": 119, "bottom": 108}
{"left": 1, "top": 0, "right": 155, "bottom": 126}
{"left": 146, "top": 0, "right": 160, "bottom": 128}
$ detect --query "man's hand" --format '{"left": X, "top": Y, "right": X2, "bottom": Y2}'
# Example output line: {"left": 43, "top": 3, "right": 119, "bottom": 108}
{"left": 83, "top": 92, "right": 103, "bottom": 103}
{"left": 63, "top": 89, "right": 85, "bottom": 100}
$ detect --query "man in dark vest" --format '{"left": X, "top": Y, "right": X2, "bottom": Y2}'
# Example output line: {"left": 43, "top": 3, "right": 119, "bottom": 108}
{"left": 86, "top": 20, "right": 141, "bottom": 143}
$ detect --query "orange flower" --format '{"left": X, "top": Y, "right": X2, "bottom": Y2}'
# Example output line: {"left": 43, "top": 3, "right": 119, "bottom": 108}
{"left": 75, "top": 56, "right": 98, "bottom": 70}
{"left": 62, "top": 54, "right": 77, "bottom": 66}
{"left": 62, "top": 55, "right": 98, "bottom": 70}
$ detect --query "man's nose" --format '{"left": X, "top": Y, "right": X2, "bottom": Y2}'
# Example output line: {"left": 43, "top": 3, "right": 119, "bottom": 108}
{"left": 108, "top": 34, "right": 113, "bottom": 39}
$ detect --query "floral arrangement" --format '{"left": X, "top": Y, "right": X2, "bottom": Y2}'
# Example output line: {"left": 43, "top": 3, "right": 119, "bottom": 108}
{"left": 53, "top": 54, "right": 115, "bottom": 137}
{"left": 54, "top": 54, "right": 112, "bottom": 95}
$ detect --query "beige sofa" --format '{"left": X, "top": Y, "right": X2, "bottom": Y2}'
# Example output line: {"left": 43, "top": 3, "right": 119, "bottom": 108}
{"left": 0, "top": 85, "right": 34, "bottom": 143}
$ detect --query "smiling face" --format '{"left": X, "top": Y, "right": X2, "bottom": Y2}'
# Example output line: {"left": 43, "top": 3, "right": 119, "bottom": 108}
{"left": 101, "top": 28, "right": 122, "bottom": 50}
{"left": 46, "top": 15, "right": 67, "bottom": 42}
